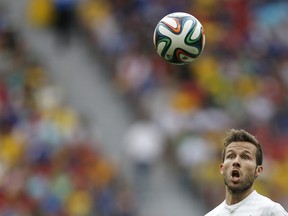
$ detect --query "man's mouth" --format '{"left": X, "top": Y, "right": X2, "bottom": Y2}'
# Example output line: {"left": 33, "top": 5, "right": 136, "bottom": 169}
{"left": 231, "top": 170, "right": 240, "bottom": 182}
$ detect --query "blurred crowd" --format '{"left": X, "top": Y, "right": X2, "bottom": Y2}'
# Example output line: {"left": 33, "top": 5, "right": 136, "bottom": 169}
{"left": 27, "top": 0, "right": 288, "bottom": 213}
{"left": 0, "top": 2, "right": 136, "bottom": 215}
{"left": 68, "top": 0, "right": 288, "bottom": 210}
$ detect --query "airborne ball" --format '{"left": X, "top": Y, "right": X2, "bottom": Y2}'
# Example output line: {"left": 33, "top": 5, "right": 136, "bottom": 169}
{"left": 153, "top": 12, "right": 205, "bottom": 65}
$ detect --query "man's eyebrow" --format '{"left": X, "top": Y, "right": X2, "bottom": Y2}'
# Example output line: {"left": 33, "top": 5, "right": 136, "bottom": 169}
{"left": 241, "top": 150, "right": 252, "bottom": 155}
{"left": 226, "top": 149, "right": 235, "bottom": 154}
{"left": 226, "top": 149, "right": 252, "bottom": 155}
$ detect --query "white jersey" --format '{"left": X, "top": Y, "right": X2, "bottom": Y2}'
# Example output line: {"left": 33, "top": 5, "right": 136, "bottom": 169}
{"left": 205, "top": 190, "right": 288, "bottom": 216}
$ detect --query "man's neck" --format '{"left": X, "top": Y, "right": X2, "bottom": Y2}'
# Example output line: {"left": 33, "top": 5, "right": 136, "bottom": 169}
{"left": 225, "top": 187, "right": 254, "bottom": 205}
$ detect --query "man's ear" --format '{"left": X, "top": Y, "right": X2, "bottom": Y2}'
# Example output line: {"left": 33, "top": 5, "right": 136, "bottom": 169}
{"left": 220, "top": 163, "right": 224, "bottom": 175}
{"left": 255, "top": 165, "right": 264, "bottom": 178}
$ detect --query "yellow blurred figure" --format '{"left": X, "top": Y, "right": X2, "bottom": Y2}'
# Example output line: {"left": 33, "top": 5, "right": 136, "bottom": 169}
{"left": 273, "top": 159, "right": 288, "bottom": 195}
{"left": 0, "top": 130, "right": 25, "bottom": 168}
{"left": 170, "top": 90, "right": 200, "bottom": 113}
{"left": 191, "top": 56, "right": 234, "bottom": 104}
{"left": 235, "top": 75, "right": 260, "bottom": 98}
{"left": 89, "top": 158, "right": 115, "bottom": 189}
{"left": 66, "top": 190, "right": 93, "bottom": 216}
{"left": 78, "top": 0, "right": 111, "bottom": 29}
{"left": 191, "top": 56, "right": 220, "bottom": 90}
{"left": 25, "top": 64, "right": 47, "bottom": 90}
{"left": 27, "top": 0, "right": 54, "bottom": 27}
{"left": 48, "top": 106, "right": 79, "bottom": 141}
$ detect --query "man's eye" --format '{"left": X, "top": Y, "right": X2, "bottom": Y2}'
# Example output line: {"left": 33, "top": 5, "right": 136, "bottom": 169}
{"left": 226, "top": 154, "right": 235, "bottom": 159}
{"left": 242, "top": 155, "right": 250, "bottom": 160}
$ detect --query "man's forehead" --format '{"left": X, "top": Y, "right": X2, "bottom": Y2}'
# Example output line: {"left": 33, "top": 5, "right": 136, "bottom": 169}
{"left": 226, "top": 141, "right": 257, "bottom": 153}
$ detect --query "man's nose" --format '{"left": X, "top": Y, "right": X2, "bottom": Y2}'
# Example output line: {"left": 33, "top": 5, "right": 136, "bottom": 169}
{"left": 232, "top": 156, "right": 241, "bottom": 167}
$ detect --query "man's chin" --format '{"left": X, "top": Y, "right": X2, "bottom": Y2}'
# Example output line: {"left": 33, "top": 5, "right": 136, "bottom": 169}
{"left": 226, "top": 182, "right": 253, "bottom": 194}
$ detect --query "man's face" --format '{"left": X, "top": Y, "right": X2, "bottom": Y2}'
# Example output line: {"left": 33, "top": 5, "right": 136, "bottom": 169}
{"left": 220, "top": 142, "right": 263, "bottom": 193}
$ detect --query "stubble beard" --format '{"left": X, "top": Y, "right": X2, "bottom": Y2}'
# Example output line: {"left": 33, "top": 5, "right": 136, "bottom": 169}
{"left": 223, "top": 171, "right": 256, "bottom": 195}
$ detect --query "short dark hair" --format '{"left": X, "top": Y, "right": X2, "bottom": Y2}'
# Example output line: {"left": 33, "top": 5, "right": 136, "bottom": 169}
{"left": 222, "top": 129, "right": 263, "bottom": 166}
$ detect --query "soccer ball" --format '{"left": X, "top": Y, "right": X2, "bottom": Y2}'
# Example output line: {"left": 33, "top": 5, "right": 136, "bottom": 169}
{"left": 153, "top": 12, "right": 205, "bottom": 65}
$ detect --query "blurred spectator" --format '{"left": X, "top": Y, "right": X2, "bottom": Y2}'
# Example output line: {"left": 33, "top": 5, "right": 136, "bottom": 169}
{"left": 52, "top": 0, "right": 79, "bottom": 46}
{"left": 123, "top": 109, "right": 166, "bottom": 202}
{"left": 27, "top": 0, "right": 54, "bottom": 28}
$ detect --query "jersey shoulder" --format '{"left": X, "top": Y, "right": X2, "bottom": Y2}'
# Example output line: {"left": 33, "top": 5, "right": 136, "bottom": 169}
{"left": 204, "top": 202, "right": 225, "bottom": 216}
{"left": 252, "top": 192, "right": 288, "bottom": 215}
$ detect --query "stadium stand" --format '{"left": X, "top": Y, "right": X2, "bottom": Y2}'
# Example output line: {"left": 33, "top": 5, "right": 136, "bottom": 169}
{"left": 5, "top": 0, "right": 288, "bottom": 214}
{"left": 0, "top": 3, "right": 137, "bottom": 215}
{"left": 76, "top": 0, "right": 288, "bottom": 210}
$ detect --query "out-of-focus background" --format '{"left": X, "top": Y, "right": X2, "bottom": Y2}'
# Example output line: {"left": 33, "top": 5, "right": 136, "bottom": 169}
{"left": 0, "top": 0, "right": 288, "bottom": 215}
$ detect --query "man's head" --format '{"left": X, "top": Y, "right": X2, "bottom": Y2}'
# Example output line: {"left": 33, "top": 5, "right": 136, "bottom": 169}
{"left": 220, "top": 129, "right": 264, "bottom": 194}
{"left": 222, "top": 129, "right": 263, "bottom": 166}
